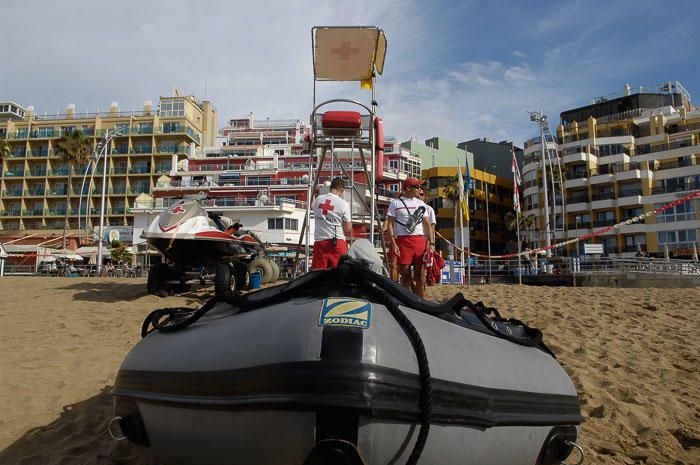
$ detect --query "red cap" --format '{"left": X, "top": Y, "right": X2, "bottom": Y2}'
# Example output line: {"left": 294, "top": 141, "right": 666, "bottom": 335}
{"left": 403, "top": 177, "right": 425, "bottom": 188}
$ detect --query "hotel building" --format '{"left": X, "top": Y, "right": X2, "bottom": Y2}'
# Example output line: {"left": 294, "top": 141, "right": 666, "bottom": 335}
{"left": 0, "top": 95, "right": 217, "bottom": 244}
{"left": 522, "top": 81, "right": 700, "bottom": 258}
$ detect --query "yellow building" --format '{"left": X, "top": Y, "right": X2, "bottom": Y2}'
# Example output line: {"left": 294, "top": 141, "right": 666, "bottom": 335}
{"left": 421, "top": 166, "right": 515, "bottom": 255}
{"left": 522, "top": 82, "right": 700, "bottom": 257}
{"left": 0, "top": 95, "right": 217, "bottom": 238}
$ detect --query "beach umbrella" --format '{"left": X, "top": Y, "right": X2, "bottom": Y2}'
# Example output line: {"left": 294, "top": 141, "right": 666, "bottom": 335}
{"left": 636, "top": 242, "right": 642, "bottom": 254}
{"left": 692, "top": 243, "right": 698, "bottom": 262}
{"left": 664, "top": 243, "right": 670, "bottom": 261}
{"left": 41, "top": 256, "right": 57, "bottom": 263}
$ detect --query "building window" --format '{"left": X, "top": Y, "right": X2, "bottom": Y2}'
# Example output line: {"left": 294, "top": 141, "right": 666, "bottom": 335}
{"left": 657, "top": 229, "right": 698, "bottom": 249}
{"left": 285, "top": 218, "right": 298, "bottom": 230}
{"left": 656, "top": 202, "right": 695, "bottom": 223}
{"left": 268, "top": 218, "right": 283, "bottom": 230}
{"left": 598, "top": 144, "right": 623, "bottom": 157}
{"left": 162, "top": 122, "right": 182, "bottom": 133}
{"left": 160, "top": 98, "right": 185, "bottom": 117}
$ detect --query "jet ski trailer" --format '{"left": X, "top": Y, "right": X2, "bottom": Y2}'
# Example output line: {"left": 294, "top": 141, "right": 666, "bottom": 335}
{"left": 111, "top": 258, "right": 584, "bottom": 465}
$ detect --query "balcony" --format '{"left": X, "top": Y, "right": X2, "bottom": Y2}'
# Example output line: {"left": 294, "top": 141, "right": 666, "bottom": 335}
{"left": 26, "top": 169, "right": 47, "bottom": 177}
{"left": 568, "top": 221, "right": 591, "bottom": 229}
{"left": 25, "top": 189, "right": 46, "bottom": 196}
{"left": 47, "top": 169, "right": 70, "bottom": 177}
{"left": 131, "top": 146, "right": 153, "bottom": 154}
{"left": 108, "top": 208, "right": 126, "bottom": 215}
{"left": 618, "top": 188, "right": 642, "bottom": 198}
{"left": 111, "top": 168, "right": 128, "bottom": 175}
{"left": 567, "top": 193, "right": 589, "bottom": 204}
{"left": 591, "top": 192, "right": 615, "bottom": 201}
{"left": 131, "top": 127, "right": 154, "bottom": 135}
{"left": 22, "top": 209, "right": 45, "bottom": 217}
{"left": 594, "top": 219, "right": 617, "bottom": 228}
{"left": 129, "top": 167, "right": 151, "bottom": 174}
{"left": 9, "top": 150, "right": 26, "bottom": 158}
{"left": 47, "top": 189, "right": 68, "bottom": 196}
{"left": 46, "top": 209, "right": 67, "bottom": 216}
{"left": 27, "top": 150, "right": 50, "bottom": 157}
{"left": 4, "top": 170, "right": 25, "bottom": 177}
{"left": 651, "top": 182, "right": 700, "bottom": 195}
{"left": 2, "top": 190, "right": 24, "bottom": 197}
{"left": 0, "top": 210, "right": 21, "bottom": 217}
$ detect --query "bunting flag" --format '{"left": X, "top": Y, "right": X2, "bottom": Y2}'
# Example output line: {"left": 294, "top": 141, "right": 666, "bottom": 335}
{"left": 512, "top": 146, "right": 521, "bottom": 214}
{"left": 457, "top": 162, "right": 469, "bottom": 221}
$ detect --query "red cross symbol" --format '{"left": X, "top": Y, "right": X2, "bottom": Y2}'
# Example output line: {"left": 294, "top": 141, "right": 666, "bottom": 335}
{"left": 331, "top": 42, "right": 359, "bottom": 60}
{"left": 318, "top": 199, "right": 335, "bottom": 216}
{"left": 169, "top": 206, "right": 185, "bottom": 214}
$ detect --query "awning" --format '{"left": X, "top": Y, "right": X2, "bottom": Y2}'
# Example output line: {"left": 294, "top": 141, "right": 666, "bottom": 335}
{"left": 313, "top": 26, "right": 387, "bottom": 82}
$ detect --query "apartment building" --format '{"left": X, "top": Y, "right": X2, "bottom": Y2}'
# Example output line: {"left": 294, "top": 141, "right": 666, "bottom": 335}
{"left": 0, "top": 95, "right": 217, "bottom": 242}
{"left": 421, "top": 166, "right": 515, "bottom": 256}
{"left": 522, "top": 81, "right": 699, "bottom": 257}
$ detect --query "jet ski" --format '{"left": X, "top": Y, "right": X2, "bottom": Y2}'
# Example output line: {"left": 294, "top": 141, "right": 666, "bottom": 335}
{"left": 142, "top": 199, "right": 253, "bottom": 266}
{"left": 142, "top": 199, "right": 278, "bottom": 296}
{"left": 111, "top": 254, "right": 584, "bottom": 465}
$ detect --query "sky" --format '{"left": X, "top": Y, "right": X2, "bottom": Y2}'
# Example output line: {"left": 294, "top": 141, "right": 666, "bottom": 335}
{"left": 2, "top": 0, "right": 699, "bottom": 148}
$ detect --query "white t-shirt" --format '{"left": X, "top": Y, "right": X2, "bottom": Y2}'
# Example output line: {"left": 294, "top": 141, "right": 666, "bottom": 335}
{"left": 425, "top": 204, "right": 436, "bottom": 225}
{"left": 387, "top": 196, "right": 427, "bottom": 236}
{"left": 314, "top": 192, "right": 351, "bottom": 241}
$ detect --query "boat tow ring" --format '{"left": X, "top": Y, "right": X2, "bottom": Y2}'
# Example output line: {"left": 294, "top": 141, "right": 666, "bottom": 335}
{"left": 561, "top": 440, "right": 584, "bottom": 465}
{"left": 108, "top": 416, "right": 127, "bottom": 441}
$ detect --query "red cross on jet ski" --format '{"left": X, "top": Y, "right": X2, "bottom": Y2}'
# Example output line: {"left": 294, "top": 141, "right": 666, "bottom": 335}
{"left": 169, "top": 205, "right": 186, "bottom": 214}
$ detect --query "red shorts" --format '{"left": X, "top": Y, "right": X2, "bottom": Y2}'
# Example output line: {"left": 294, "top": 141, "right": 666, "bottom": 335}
{"left": 395, "top": 235, "right": 427, "bottom": 266}
{"left": 312, "top": 239, "right": 348, "bottom": 270}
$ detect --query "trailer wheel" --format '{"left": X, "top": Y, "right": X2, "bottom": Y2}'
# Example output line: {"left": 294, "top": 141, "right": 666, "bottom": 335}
{"left": 248, "top": 258, "right": 273, "bottom": 284}
{"left": 147, "top": 264, "right": 172, "bottom": 297}
{"left": 268, "top": 260, "right": 280, "bottom": 283}
{"left": 214, "top": 263, "right": 236, "bottom": 297}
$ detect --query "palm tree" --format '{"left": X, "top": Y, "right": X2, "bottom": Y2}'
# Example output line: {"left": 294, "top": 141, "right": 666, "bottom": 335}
{"left": 53, "top": 130, "right": 91, "bottom": 248}
{"left": 0, "top": 137, "right": 10, "bottom": 166}
{"left": 442, "top": 175, "right": 464, "bottom": 250}
{"left": 505, "top": 211, "right": 536, "bottom": 251}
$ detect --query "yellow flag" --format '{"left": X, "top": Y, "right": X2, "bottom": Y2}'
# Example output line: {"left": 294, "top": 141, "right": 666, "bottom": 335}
{"left": 456, "top": 167, "right": 469, "bottom": 221}
{"left": 360, "top": 78, "right": 373, "bottom": 90}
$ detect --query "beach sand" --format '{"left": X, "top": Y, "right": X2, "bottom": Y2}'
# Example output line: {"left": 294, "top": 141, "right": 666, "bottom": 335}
{"left": 0, "top": 277, "right": 698, "bottom": 464}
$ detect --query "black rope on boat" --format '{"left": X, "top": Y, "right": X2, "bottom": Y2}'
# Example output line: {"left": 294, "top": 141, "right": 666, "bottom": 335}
{"left": 364, "top": 280, "right": 432, "bottom": 465}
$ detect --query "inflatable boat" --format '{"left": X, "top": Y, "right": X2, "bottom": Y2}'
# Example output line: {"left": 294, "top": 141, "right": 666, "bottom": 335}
{"left": 112, "top": 259, "right": 584, "bottom": 465}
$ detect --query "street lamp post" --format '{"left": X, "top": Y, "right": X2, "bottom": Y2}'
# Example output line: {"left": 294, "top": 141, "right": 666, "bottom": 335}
{"left": 530, "top": 111, "right": 552, "bottom": 261}
{"left": 96, "top": 128, "right": 125, "bottom": 276}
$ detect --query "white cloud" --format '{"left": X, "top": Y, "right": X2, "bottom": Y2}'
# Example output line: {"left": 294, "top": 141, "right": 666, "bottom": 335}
{"left": 511, "top": 50, "right": 526, "bottom": 57}
{"left": 504, "top": 65, "right": 534, "bottom": 82}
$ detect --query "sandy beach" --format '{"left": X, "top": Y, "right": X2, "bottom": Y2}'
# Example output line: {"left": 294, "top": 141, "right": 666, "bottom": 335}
{"left": 0, "top": 277, "right": 697, "bottom": 465}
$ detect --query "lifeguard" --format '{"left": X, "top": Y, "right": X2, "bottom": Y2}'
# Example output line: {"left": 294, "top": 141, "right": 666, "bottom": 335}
{"left": 312, "top": 177, "right": 352, "bottom": 269}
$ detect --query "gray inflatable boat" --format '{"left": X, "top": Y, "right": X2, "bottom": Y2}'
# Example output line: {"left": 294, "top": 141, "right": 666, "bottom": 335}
{"left": 112, "top": 259, "right": 584, "bottom": 465}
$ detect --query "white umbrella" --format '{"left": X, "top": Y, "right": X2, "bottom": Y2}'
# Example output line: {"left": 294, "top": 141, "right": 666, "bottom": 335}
{"left": 41, "top": 256, "right": 57, "bottom": 263}
{"left": 664, "top": 243, "right": 670, "bottom": 261}
{"left": 692, "top": 243, "right": 698, "bottom": 262}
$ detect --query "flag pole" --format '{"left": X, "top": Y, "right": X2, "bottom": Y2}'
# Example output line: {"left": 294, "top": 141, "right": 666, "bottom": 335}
{"left": 516, "top": 213, "right": 522, "bottom": 285}
{"left": 512, "top": 144, "right": 522, "bottom": 285}
{"left": 465, "top": 155, "right": 471, "bottom": 287}
{"left": 459, "top": 177, "right": 465, "bottom": 286}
